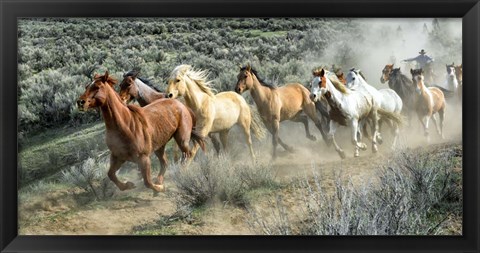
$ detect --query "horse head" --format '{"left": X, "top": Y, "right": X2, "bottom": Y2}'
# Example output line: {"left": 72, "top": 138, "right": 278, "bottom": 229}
{"left": 410, "top": 68, "right": 424, "bottom": 94}
{"left": 77, "top": 71, "right": 118, "bottom": 111}
{"left": 446, "top": 63, "right": 456, "bottom": 79}
{"left": 345, "top": 68, "right": 363, "bottom": 89}
{"left": 119, "top": 71, "right": 139, "bottom": 104}
{"left": 235, "top": 64, "right": 254, "bottom": 94}
{"left": 381, "top": 64, "right": 394, "bottom": 84}
{"left": 310, "top": 68, "right": 327, "bottom": 102}
{"left": 167, "top": 65, "right": 190, "bottom": 99}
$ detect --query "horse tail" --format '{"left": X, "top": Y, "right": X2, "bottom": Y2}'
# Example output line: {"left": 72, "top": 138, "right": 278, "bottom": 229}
{"left": 190, "top": 130, "right": 206, "bottom": 152}
{"left": 249, "top": 104, "right": 267, "bottom": 140}
{"left": 377, "top": 108, "right": 404, "bottom": 127}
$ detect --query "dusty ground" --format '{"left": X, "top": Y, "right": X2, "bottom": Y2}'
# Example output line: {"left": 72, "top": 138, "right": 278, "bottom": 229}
{"left": 18, "top": 102, "right": 462, "bottom": 235}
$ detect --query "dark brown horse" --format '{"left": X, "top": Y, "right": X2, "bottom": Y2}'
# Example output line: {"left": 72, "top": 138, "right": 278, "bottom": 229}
{"left": 77, "top": 71, "right": 205, "bottom": 193}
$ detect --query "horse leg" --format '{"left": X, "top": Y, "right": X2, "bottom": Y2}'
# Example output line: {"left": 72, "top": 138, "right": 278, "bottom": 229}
{"left": 238, "top": 116, "right": 256, "bottom": 161}
{"left": 219, "top": 129, "right": 230, "bottom": 154}
{"left": 377, "top": 118, "right": 384, "bottom": 145}
{"left": 329, "top": 121, "right": 346, "bottom": 159}
{"left": 351, "top": 120, "right": 366, "bottom": 157}
{"left": 107, "top": 155, "right": 132, "bottom": 191}
{"left": 209, "top": 133, "right": 221, "bottom": 155}
{"left": 438, "top": 108, "right": 445, "bottom": 139}
{"left": 305, "top": 102, "right": 332, "bottom": 145}
{"left": 369, "top": 110, "right": 379, "bottom": 153}
{"left": 138, "top": 155, "right": 164, "bottom": 192}
{"left": 390, "top": 120, "right": 400, "bottom": 150}
{"left": 291, "top": 113, "right": 316, "bottom": 141}
{"left": 358, "top": 118, "right": 370, "bottom": 150}
{"left": 154, "top": 146, "right": 167, "bottom": 185}
{"left": 418, "top": 113, "right": 430, "bottom": 143}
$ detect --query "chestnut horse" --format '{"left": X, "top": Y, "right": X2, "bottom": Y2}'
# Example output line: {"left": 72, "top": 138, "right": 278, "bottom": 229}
{"left": 118, "top": 71, "right": 197, "bottom": 162}
{"left": 77, "top": 71, "right": 205, "bottom": 193}
{"left": 410, "top": 68, "right": 446, "bottom": 142}
{"left": 454, "top": 64, "right": 462, "bottom": 101}
{"left": 235, "top": 65, "right": 329, "bottom": 159}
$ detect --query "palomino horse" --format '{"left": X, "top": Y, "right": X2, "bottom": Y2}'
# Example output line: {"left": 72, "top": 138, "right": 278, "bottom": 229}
{"left": 166, "top": 65, "right": 265, "bottom": 161}
{"left": 381, "top": 64, "right": 418, "bottom": 124}
{"left": 77, "top": 71, "right": 205, "bottom": 193}
{"left": 235, "top": 65, "right": 329, "bottom": 159}
{"left": 410, "top": 68, "right": 446, "bottom": 142}
{"left": 346, "top": 68, "right": 403, "bottom": 149}
{"left": 118, "top": 71, "right": 197, "bottom": 162}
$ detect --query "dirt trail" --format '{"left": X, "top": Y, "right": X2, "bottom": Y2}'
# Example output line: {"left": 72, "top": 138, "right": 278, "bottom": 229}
{"left": 19, "top": 102, "right": 462, "bottom": 235}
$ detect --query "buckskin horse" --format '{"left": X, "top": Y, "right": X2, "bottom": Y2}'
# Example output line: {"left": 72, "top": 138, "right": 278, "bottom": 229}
{"left": 410, "top": 68, "right": 446, "bottom": 142}
{"left": 235, "top": 65, "right": 329, "bottom": 159}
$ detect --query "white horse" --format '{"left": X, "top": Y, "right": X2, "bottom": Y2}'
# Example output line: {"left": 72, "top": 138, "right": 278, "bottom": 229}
{"left": 345, "top": 68, "right": 403, "bottom": 149}
{"left": 431, "top": 63, "right": 460, "bottom": 104}
{"left": 310, "top": 69, "right": 381, "bottom": 158}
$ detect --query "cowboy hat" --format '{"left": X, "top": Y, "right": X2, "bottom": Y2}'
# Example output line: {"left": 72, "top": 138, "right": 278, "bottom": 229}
{"left": 419, "top": 49, "right": 427, "bottom": 55}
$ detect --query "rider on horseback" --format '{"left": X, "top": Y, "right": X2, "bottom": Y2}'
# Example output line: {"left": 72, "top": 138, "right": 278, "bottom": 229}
{"left": 402, "top": 49, "right": 435, "bottom": 84}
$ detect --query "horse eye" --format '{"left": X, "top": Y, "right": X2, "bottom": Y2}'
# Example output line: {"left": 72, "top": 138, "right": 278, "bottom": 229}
{"left": 352, "top": 77, "right": 356, "bottom": 80}
{"left": 176, "top": 79, "right": 180, "bottom": 83}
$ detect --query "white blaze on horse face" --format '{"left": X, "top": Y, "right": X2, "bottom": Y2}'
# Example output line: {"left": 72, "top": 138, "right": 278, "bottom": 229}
{"left": 414, "top": 75, "right": 424, "bottom": 94}
{"left": 310, "top": 77, "right": 322, "bottom": 101}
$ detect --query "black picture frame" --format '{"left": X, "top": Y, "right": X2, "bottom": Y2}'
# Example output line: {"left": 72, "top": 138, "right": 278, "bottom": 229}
{"left": 1, "top": 0, "right": 479, "bottom": 252}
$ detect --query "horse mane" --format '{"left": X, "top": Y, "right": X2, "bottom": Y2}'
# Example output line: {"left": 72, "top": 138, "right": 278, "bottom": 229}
{"left": 95, "top": 73, "right": 118, "bottom": 86}
{"left": 124, "top": 71, "right": 162, "bottom": 92}
{"left": 241, "top": 66, "right": 277, "bottom": 89}
{"left": 325, "top": 70, "right": 348, "bottom": 94}
{"left": 171, "top": 65, "right": 217, "bottom": 97}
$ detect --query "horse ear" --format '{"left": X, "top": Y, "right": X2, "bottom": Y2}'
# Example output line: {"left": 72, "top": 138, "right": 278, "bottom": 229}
{"left": 132, "top": 71, "right": 139, "bottom": 79}
{"left": 410, "top": 68, "right": 413, "bottom": 74}
{"left": 104, "top": 71, "right": 109, "bottom": 81}
{"left": 246, "top": 64, "right": 251, "bottom": 72}
{"left": 320, "top": 68, "right": 325, "bottom": 77}
{"left": 93, "top": 73, "right": 100, "bottom": 80}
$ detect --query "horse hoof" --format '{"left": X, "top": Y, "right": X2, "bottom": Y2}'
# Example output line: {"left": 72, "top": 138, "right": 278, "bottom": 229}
{"left": 339, "top": 151, "right": 346, "bottom": 159}
{"left": 360, "top": 144, "right": 368, "bottom": 151}
{"left": 307, "top": 135, "right": 317, "bottom": 141}
{"left": 372, "top": 146, "right": 378, "bottom": 153}
{"left": 286, "top": 146, "right": 295, "bottom": 153}
{"left": 124, "top": 181, "right": 136, "bottom": 190}
{"left": 153, "top": 184, "right": 165, "bottom": 193}
{"left": 377, "top": 137, "right": 383, "bottom": 145}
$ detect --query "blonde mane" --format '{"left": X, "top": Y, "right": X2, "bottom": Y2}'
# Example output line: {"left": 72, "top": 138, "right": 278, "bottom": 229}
{"left": 170, "top": 64, "right": 216, "bottom": 98}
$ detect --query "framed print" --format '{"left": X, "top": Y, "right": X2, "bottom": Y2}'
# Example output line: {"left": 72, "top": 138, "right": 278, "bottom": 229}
{"left": 1, "top": 0, "right": 479, "bottom": 252}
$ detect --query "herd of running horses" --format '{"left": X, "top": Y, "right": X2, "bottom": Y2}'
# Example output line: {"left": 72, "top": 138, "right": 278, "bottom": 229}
{"left": 76, "top": 62, "right": 463, "bottom": 193}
